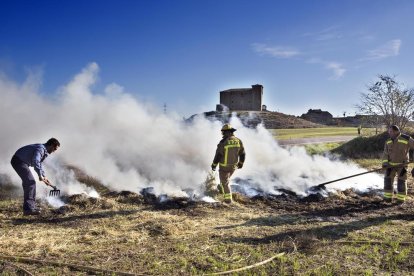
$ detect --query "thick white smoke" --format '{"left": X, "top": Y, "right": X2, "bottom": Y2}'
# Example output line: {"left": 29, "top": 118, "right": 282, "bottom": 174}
{"left": 0, "top": 63, "right": 382, "bottom": 200}
{"left": 232, "top": 121, "right": 382, "bottom": 196}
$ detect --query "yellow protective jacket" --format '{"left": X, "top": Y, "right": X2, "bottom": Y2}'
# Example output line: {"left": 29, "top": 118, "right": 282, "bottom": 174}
{"left": 382, "top": 133, "right": 414, "bottom": 166}
{"left": 212, "top": 135, "right": 245, "bottom": 170}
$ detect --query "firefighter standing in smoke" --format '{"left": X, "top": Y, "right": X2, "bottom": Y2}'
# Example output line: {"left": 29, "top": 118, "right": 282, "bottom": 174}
{"left": 382, "top": 125, "right": 414, "bottom": 203}
{"left": 10, "top": 138, "right": 60, "bottom": 215}
{"left": 211, "top": 124, "right": 245, "bottom": 203}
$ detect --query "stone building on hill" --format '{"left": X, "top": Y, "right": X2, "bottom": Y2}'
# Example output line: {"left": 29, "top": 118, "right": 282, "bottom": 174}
{"left": 216, "top": 84, "right": 263, "bottom": 111}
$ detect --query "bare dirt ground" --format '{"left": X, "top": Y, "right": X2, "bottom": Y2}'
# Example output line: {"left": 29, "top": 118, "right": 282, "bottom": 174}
{"left": 1, "top": 184, "right": 414, "bottom": 275}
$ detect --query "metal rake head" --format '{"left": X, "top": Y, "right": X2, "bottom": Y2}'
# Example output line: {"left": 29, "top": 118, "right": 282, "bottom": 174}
{"left": 307, "top": 184, "right": 327, "bottom": 194}
{"left": 49, "top": 187, "right": 61, "bottom": 197}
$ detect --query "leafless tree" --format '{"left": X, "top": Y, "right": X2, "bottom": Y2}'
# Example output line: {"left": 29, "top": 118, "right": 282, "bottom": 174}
{"left": 356, "top": 75, "right": 414, "bottom": 130}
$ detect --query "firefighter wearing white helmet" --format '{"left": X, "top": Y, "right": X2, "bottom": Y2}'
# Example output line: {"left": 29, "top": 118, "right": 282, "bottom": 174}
{"left": 211, "top": 124, "right": 246, "bottom": 203}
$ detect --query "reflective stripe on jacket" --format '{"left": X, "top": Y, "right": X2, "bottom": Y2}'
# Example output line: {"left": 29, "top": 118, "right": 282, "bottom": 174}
{"left": 212, "top": 135, "right": 245, "bottom": 169}
{"left": 382, "top": 133, "right": 414, "bottom": 165}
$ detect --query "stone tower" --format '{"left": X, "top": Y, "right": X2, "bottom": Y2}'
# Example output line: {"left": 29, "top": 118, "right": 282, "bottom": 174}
{"left": 217, "top": 84, "right": 263, "bottom": 111}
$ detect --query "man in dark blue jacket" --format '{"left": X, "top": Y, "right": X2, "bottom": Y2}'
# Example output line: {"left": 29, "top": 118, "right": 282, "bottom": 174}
{"left": 11, "top": 138, "right": 60, "bottom": 215}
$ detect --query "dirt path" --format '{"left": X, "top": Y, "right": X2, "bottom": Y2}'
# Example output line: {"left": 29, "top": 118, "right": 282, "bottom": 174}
{"left": 278, "top": 135, "right": 357, "bottom": 146}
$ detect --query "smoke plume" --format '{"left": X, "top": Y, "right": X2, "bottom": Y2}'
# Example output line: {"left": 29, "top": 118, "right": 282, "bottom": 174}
{"left": 0, "top": 63, "right": 382, "bottom": 200}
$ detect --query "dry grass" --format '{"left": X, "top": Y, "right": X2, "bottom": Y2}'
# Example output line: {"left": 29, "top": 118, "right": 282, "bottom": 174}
{"left": 0, "top": 174, "right": 20, "bottom": 201}
{"left": 2, "top": 163, "right": 414, "bottom": 275}
{"left": 1, "top": 188, "right": 414, "bottom": 275}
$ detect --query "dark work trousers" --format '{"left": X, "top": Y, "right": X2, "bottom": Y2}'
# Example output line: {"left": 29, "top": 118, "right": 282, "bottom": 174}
{"left": 10, "top": 155, "right": 37, "bottom": 211}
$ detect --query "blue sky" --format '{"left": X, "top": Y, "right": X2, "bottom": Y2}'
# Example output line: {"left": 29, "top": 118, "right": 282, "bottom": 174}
{"left": 1, "top": 0, "right": 413, "bottom": 117}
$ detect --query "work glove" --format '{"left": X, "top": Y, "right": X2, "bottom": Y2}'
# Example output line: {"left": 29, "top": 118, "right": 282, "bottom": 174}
{"left": 382, "top": 162, "right": 389, "bottom": 169}
{"left": 411, "top": 168, "right": 414, "bottom": 178}
{"left": 211, "top": 164, "right": 217, "bottom": 171}
{"left": 237, "top": 162, "right": 243, "bottom": 169}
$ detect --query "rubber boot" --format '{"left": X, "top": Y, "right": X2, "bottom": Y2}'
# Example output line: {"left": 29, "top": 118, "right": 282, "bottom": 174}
{"left": 396, "top": 179, "right": 407, "bottom": 204}
{"left": 383, "top": 177, "right": 393, "bottom": 203}
{"left": 217, "top": 184, "right": 225, "bottom": 195}
{"left": 223, "top": 193, "right": 232, "bottom": 204}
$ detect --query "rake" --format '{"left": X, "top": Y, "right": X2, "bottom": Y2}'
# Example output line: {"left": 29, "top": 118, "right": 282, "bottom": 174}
{"left": 48, "top": 184, "right": 61, "bottom": 197}
{"left": 307, "top": 163, "right": 411, "bottom": 193}
{"left": 307, "top": 167, "right": 383, "bottom": 193}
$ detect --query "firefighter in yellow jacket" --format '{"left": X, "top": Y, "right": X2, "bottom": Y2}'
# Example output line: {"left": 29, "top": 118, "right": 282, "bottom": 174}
{"left": 382, "top": 125, "right": 414, "bottom": 203}
{"left": 211, "top": 124, "right": 246, "bottom": 203}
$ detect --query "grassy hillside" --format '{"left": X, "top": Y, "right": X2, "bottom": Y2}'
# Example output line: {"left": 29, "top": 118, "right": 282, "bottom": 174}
{"left": 250, "top": 111, "right": 323, "bottom": 129}
{"left": 192, "top": 111, "right": 324, "bottom": 129}
{"left": 332, "top": 132, "right": 389, "bottom": 159}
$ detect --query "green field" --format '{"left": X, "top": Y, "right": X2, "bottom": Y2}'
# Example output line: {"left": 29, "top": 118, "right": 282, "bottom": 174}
{"left": 303, "top": 142, "right": 343, "bottom": 155}
{"left": 271, "top": 127, "right": 379, "bottom": 140}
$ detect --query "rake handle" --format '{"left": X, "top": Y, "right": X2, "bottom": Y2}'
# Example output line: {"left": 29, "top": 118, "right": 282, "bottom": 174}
{"left": 316, "top": 163, "right": 411, "bottom": 188}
